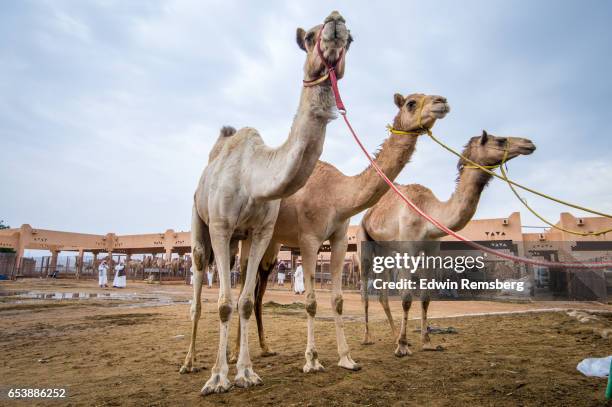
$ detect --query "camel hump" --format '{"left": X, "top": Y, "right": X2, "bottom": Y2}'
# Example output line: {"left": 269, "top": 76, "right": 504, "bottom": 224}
{"left": 220, "top": 126, "right": 236, "bottom": 138}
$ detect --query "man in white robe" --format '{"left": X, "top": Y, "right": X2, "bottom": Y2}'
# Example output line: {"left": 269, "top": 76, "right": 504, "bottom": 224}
{"left": 277, "top": 261, "right": 286, "bottom": 286}
{"left": 207, "top": 265, "right": 214, "bottom": 289}
{"left": 98, "top": 260, "right": 109, "bottom": 288}
{"left": 293, "top": 263, "right": 304, "bottom": 294}
{"left": 113, "top": 261, "right": 127, "bottom": 288}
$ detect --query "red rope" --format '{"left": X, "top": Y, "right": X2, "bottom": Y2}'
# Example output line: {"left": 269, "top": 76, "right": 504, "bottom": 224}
{"left": 333, "top": 92, "right": 612, "bottom": 269}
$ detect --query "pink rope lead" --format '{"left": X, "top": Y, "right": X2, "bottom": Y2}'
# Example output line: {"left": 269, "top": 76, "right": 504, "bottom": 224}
{"left": 331, "top": 86, "right": 612, "bottom": 269}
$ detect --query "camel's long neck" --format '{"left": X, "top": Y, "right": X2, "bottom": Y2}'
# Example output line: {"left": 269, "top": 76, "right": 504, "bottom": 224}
{"left": 253, "top": 85, "right": 335, "bottom": 200}
{"left": 437, "top": 166, "right": 493, "bottom": 232}
{"left": 338, "top": 132, "right": 420, "bottom": 218}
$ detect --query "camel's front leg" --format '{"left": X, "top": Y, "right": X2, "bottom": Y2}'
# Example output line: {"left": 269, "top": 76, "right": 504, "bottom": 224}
{"left": 229, "top": 238, "right": 250, "bottom": 364}
{"left": 234, "top": 226, "right": 274, "bottom": 388}
{"left": 180, "top": 208, "right": 210, "bottom": 374}
{"left": 301, "top": 241, "right": 325, "bottom": 373}
{"left": 201, "top": 222, "right": 234, "bottom": 395}
{"left": 329, "top": 227, "right": 360, "bottom": 371}
{"left": 421, "top": 246, "right": 443, "bottom": 352}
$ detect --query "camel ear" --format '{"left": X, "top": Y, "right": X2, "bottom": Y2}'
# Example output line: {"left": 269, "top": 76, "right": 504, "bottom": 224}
{"left": 296, "top": 28, "right": 307, "bottom": 52}
{"left": 394, "top": 93, "right": 405, "bottom": 108}
{"left": 480, "top": 130, "right": 489, "bottom": 145}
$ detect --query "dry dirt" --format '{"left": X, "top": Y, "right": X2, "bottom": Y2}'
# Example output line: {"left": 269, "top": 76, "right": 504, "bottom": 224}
{"left": 1, "top": 279, "right": 611, "bottom": 406}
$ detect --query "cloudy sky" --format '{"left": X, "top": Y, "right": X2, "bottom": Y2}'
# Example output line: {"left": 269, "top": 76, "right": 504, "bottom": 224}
{"left": 2, "top": 0, "right": 611, "bottom": 237}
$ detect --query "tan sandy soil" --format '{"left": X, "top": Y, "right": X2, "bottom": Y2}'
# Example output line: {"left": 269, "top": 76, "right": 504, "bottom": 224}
{"left": 1, "top": 279, "right": 611, "bottom": 406}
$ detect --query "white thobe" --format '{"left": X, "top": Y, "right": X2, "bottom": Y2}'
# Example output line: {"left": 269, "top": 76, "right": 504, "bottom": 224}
{"left": 294, "top": 265, "right": 304, "bottom": 293}
{"left": 113, "top": 264, "right": 127, "bottom": 288}
{"left": 98, "top": 264, "right": 108, "bottom": 286}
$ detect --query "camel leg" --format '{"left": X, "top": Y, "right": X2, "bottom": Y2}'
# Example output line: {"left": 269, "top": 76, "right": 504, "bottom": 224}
{"left": 329, "top": 226, "right": 360, "bottom": 370}
{"left": 234, "top": 224, "right": 275, "bottom": 388}
{"left": 301, "top": 240, "right": 324, "bottom": 373}
{"left": 180, "top": 207, "right": 211, "bottom": 374}
{"left": 254, "top": 243, "right": 280, "bottom": 357}
{"left": 229, "top": 238, "right": 250, "bottom": 364}
{"left": 379, "top": 273, "right": 397, "bottom": 338}
{"left": 357, "top": 227, "right": 374, "bottom": 345}
{"left": 200, "top": 221, "right": 234, "bottom": 395}
{"left": 360, "top": 260, "right": 373, "bottom": 345}
{"left": 395, "top": 267, "right": 413, "bottom": 357}
{"left": 421, "top": 245, "right": 443, "bottom": 351}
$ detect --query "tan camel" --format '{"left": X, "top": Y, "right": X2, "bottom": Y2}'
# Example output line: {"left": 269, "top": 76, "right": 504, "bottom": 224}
{"left": 358, "top": 131, "right": 536, "bottom": 356}
{"left": 233, "top": 93, "right": 450, "bottom": 372}
{"left": 181, "top": 11, "right": 352, "bottom": 395}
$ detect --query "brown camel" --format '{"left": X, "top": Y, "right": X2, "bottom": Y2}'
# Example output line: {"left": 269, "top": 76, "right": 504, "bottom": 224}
{"left": 233, "top": 93, "right": 450, "bottom": 372}
{"left": 358, "top": 131, "right": 536, "bottom": 356}
{"left": 181, "top": 11, "right": 352, "bottom": 395}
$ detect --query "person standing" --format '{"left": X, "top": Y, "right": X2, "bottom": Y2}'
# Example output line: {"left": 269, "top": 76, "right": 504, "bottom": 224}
{"left": 98, "top": 259, "right": 109, "bottom": 288}
{"left": 293, "top": 262, "right": 304, "bottom": 294}
{"left": 277, "top": 261, "right": 286, "bottom": 287}
{"left": 207, "top": 263, "right": 214, "bottom": 289}
{"left": 113, "top": 260, "right": 127, "bottom": 288}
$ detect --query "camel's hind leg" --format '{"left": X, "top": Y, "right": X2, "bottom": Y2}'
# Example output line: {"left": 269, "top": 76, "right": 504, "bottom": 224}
{"left": 395, "top": 267, "right": 413, "bottom": 357}
{"left": 420, "top": 243, "right": 443, "bottom": 351}
{"left": 180, "top": 206, "right": 212, "bottom": 374}
{"left": 329, "top": 224, "right": 360, "bottom": 371}
{"left": 378, "top": 270, "right": 397, "bottom": 338}
{"left": 254, "top": 243, "right": 281, "bottom": 357}
{"left": 357, "top": 226, "right": 374, "bottom": 345}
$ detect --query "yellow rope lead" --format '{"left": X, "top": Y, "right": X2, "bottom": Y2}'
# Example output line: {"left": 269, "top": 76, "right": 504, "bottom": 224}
{"left": 426, "top": 130, "right": 612, "bottom": 220}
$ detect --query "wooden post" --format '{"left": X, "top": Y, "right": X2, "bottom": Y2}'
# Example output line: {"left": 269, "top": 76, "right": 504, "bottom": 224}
{"left": 76, "top": 250, "right": 84, "bottom": 280}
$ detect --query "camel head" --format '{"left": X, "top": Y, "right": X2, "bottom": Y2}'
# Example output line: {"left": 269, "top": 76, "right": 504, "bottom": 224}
{"left": 392, "top": 93, "right": 450, "bottom": 134}
{"left": 297, "top": 11, "right": 352, "bottom": 82}
{"left": 459, "top": 131, "right": 536, "bottom": 169}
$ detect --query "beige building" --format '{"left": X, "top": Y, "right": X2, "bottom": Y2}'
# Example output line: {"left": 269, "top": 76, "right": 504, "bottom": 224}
{"left": 1, "top": 211, "right": 611, "bottom": 279}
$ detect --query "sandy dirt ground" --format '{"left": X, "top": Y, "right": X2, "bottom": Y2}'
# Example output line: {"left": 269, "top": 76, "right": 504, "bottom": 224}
{"left": 1, "top": 279, "right": 611, "bottom": 406}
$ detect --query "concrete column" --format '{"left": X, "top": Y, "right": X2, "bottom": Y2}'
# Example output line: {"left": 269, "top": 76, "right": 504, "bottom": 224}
{"left": 76, "top": 249, "right": 84, "bottom": 280}
{"left": 48, "top": 250, "right": 59, "bottom": 278}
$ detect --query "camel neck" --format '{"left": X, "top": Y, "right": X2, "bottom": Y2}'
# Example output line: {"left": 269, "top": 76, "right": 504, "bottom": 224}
{"left": 439, "top": 166, "right": 493, "bottom": 231}
{"left": 250, "top": 84, "right": 336, "bottom": 200}
{"left": 339, "top": 131, "right": 420, "bottom": 218}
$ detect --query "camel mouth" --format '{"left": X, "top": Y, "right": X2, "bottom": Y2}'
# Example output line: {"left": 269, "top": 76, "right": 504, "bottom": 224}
{"left": 430, "top": 103, "right": 450, "bottom": 119}
{"left": 320, "top": 20, "right": 350, "bottom": 52}
{"left": 519, "top": 145, "right": 536, "bottom": 155}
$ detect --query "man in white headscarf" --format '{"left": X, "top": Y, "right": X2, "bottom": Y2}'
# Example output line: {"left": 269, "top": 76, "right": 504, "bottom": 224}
{"left": 113, "top": 260, "right": 127, "bottom": 288}
{"left": 98, "top": 259, "right": 109, "bottom": 288}
{"left": 293, "top": 262, "right": 304, "bottom": 294}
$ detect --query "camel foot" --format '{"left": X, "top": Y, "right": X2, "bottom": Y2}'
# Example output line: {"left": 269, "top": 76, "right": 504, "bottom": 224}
{"left": 260, "top": 349, "right": 277, "bottom": 357}
{"left": 234, "top": 366, "right": 263, "bottom": 388}
{"left": 361, "top": 333, "right": 374, "bottom": 345}
{"left": 422, "top": 343, "right": 444, "bottom": 352}
{"left": 338, "top": 355, "right": 361, "bottom": 371}
{"left": 179, "top": 364, "right": 202, "bottom": 374}
{"left": 394, "top": 344, "right": 412, "bottom": 358}
{"left": 303, "top": 359, "right": 325, "bottom": 373}
{"left": 201, "top": 373, "right": 232, "bottom": 396}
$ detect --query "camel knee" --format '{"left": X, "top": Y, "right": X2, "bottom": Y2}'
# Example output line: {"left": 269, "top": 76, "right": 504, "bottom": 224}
{"left": 193, "top": 246, "right": 205, "bottom": 271}
{"left": 218, "top": 301, "right": 233, "bottom": 323}
{"left": 239, "top": 296, "right": 254, "bottom": 319}
{"left": 401, "top": 294, "right": 412, "bottom": 312}
{"left": 305, "top": 297, "right": 317, "bottom": 317}
{"left": 332, "top": 294, "right": 343, "bottom": 315}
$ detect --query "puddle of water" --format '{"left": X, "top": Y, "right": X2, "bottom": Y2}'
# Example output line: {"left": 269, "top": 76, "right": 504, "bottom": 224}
{"left": 0, "top": 290, "right": 190, "bottom": 308}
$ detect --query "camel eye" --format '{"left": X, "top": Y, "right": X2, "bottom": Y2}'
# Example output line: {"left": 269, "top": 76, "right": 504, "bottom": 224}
{"left": 497, "top": 138, "right": 507, "bottom": 145}
{"left": 305, "top": 31, "right": 315, "bottom": 44}
{"left": 406, "top": 100, "right": 416, "bottom": 109}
